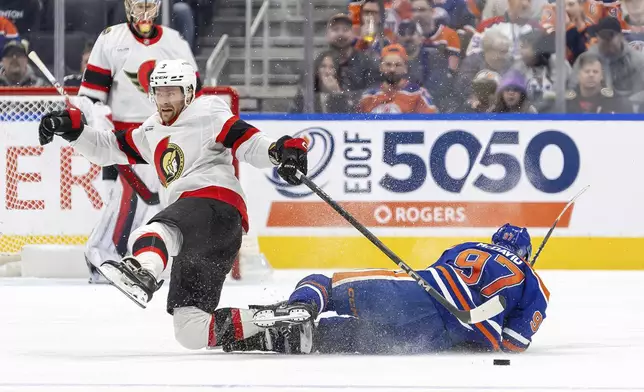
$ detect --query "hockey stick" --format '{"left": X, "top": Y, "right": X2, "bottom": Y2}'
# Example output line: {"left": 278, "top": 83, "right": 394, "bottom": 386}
{"left": 294, "top": 170, "right": 506, "bottom": 325}
{"left": 530, "top": 185, "right": 589, "bottom": 267}
{"left": 28, "top": 51, "right": 159, "bottom": 205}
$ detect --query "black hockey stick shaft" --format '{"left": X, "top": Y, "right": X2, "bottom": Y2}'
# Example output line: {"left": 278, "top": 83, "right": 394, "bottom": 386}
{"left": 296, "top": 171, "right": 505, "bottom": 324}
{"left": 530, "top": 185, "right": 589, "bottom": 267}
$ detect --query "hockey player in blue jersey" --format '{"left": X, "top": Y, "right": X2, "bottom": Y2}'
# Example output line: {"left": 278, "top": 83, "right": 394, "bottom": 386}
{"left": 223, "top": 223, "right": 550, "bottom": 354}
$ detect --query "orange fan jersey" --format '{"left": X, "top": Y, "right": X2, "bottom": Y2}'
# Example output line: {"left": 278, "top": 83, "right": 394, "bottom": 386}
{"left": 359, "top": 80, "right": 438, "bottom": 113}
{"left": 540, "top": 1, "right": 603, "bottom": 33}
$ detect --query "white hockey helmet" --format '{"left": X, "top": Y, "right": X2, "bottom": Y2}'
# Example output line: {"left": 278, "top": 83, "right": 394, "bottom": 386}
{"left": 149, "top": 59, "right": 197, "bottom": 106}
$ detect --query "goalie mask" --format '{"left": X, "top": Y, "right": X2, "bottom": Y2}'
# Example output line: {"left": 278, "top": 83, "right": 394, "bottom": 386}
{"left": 149, "top": 59, "right": 197, "bottom": 108}
{"left": 491, "top": 223, "right": 532, "bottom": 262}
{"left": 125, "top": 0, "right": 161, "bottom": 34}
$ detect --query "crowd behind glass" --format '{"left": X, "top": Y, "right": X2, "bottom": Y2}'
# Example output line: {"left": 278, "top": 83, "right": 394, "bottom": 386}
{"left": 2, "top": 0, "right": 643, "bottom": 114}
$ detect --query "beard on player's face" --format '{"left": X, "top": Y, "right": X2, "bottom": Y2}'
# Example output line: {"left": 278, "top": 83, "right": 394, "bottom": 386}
{"left": 156, "top": 100, "right": 185, "bottom": 123}
{"left": 155, "top": 86, "right": 186, "bottom": 123}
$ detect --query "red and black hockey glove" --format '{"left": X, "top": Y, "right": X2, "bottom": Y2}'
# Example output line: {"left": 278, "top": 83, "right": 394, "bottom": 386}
{"left": 269, "top": 136, "right": 308, "bottom": 185}
{"left": 38, "top": 107, "right": 86, "bottom": 146}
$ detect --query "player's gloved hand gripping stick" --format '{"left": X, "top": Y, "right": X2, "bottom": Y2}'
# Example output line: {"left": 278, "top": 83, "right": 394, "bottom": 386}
{"left": 293, "top": 170, "right": 506, "bottom": 324}
{"left": 30, "top": 51, "right": 160, "bottom": 206}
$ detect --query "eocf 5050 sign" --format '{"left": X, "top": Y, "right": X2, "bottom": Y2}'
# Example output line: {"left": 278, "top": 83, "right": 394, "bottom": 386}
{"left": 380, "top": 130, "right": 580, "bottom": 194}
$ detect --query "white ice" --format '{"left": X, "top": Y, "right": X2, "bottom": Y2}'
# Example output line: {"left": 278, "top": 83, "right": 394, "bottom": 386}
{"left": 1, "top": 270, "right": 643, "bottom": 392}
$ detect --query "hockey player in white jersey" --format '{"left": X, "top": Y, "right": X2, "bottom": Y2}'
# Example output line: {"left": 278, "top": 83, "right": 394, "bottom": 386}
{"left": 38, "top": 59, "right": 308, "bottom": 350}
{"left": 78, "top": 0, "right": 198, "bottom": 283}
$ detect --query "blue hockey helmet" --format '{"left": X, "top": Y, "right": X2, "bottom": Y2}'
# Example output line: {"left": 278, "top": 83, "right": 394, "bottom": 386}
{"left": 491, "top": 223, "right": 532, "bottom": 261}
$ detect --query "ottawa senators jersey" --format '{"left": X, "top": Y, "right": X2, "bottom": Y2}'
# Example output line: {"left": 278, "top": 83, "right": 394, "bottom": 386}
{"left": 78, "top": 23, "right": 197, "bottom": 124}
{"left": 71, "top": 95, "right": 275, "bottom": 232}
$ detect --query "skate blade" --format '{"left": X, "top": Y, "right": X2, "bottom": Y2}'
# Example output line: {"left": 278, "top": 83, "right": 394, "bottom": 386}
{"left": 97, "top": 263, "right": 149, "bottom": 309}
{"left": 253, "top": 308, "right": 311, "bottom": 328}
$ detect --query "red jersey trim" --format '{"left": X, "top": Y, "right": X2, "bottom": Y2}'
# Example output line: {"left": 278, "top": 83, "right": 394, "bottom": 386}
{"left": 80, "top": 81, "right": 110, "bottom": 93}
{"left": 86, "top": 64, "right": 111, "bottom": 76}
{"left": 113, "top": 121, "right": 142, "bottom": 131}
{"left": 179, "top": 186, "right": 249, "bottom": 232}
{"left": 231, "top": 128, "right": 259, "bottom": 157}
{"left": 216, "top": 116, "right": 240, "bottom": 144}
{"left": 130, "top": 25, "right": 164, "bottom": 46}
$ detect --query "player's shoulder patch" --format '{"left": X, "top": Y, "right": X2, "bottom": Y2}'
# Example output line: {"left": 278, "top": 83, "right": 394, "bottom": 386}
{"left": 601, "top": 87, "right": 614, "bottom": 97}
{"left": 101, "top": 26, "right": 112, "bottom": 35}
{"left": 565, "top": 89, "right": 577, "bottom": 100}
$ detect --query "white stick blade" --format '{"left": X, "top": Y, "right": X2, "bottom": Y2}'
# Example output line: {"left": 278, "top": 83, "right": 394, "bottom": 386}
{"left": 468, "top": 295, "right": 506, "bottom": 324}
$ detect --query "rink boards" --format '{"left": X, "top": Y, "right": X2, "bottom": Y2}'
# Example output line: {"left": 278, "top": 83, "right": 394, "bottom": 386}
{"left": 3, "top": 114, "right": 644, "bottom": 270}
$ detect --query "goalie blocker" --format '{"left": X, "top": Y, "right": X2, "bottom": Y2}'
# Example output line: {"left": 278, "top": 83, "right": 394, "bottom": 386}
{"left": 38, "top": 59, "right": 308, "bottom": 350}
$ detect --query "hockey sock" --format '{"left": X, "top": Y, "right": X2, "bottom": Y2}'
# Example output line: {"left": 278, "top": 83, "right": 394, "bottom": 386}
{"left": 131, "top": 232, "right": 168, "bottom": 278}
{"left": 288, "top": 274, "right": 332, "bottom": 313}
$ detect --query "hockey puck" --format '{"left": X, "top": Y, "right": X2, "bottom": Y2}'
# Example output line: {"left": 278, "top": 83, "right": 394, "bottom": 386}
{"left": 493, "top": 359, "right": 511, "bottom": 366}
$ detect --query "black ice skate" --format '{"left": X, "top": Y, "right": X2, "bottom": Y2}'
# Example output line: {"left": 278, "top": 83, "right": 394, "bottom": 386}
{"left": 98, "top": 257, "right": 164, "bottom": 309}
{"left": 252, "top": 301, "right": 318, "bottom": 328}
{"left": 224, "top": 320, "right": 315, "bottom": 354}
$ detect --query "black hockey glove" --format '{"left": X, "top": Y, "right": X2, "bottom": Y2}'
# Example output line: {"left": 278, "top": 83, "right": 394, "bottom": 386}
{"left": 38, "top": 107, "right": 86, "bottom": 146}
{"left": 268, "top": 136, "right": 308, "bottom": 185}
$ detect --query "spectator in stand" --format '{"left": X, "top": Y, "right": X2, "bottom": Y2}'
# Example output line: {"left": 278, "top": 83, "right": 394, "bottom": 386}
{"left": 455, "top": 28, "right": 512, "bottom": 105}
{"left": 540, "top": 0, "right": 600, "bottom": 63}
{"left": 570, "top": 17, "right": 644, "bottom": 99}
{"left": 514, "top": 31, "right": 570, "bottom": 112}
{"left": 396, "top": 19, "right": 452, "bottom": 109}
{"left": 0, "top": 0, "right": 42, "bottom": 35}
{"left": 566, "top": 51, "right": 629, "bottom": 113}
{"left": 432, "top": 0, "right": 478, "bottom": 30}
{"left": 0, "top": 16, "right": 19, "bottom": 50}
{"left": 411, "top": 0, "right": 461, "bottom": 72}
{"left": 290, "top": 50, "right": 353, "bottom": 113}
{"left": 481, "top": 0, "right": 546, "bottom": 21}
{"left": 492, "top": 70, "right": 538, "bottom": 113}
{"left": 467, "top": 0, "right": 541, "bottom": 59}
{"left": 605, "top": 0, "right": 644, "bottom": 53}
{"left": 170, "top": 0, "right": 196, "bottom": 50}
{"left": 457, "top": 69, "right": 500, "bottom": 112}
{"left": 0, "top": 40, "right": 47, "bottom": 87}
{"left": 63, "top": 41, "right": 93, "bottom": 87}
{"left": 354, "top": 0, "right": 392, "bottom": 59}
{"left": 326, "top": 14, "right": 379, "bottom": 97}
{"left": 359, "top": 44, "right": 438, "bottom": 113}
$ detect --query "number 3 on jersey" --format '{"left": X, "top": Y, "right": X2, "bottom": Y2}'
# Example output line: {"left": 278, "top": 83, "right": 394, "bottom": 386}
{"left": 453, "top": 249, "right": 525, "bottom": 297}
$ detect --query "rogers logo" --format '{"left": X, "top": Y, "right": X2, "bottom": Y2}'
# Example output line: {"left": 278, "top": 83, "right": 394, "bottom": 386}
{"left": 374, "top": 205, "right": 392, "bottom": 224}
{"left": 373, "top": 204, "right": 466, "bottom": 225}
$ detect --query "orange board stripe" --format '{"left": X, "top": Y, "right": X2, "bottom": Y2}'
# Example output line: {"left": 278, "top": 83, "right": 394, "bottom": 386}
{"left": 436, "top": 266, "right": 501, "bottom": 351}
{"left": 267, "top": 202, "right": 573, "bottom": 228}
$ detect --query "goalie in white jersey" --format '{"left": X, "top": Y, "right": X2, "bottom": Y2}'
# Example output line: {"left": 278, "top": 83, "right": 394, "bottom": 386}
{"left": 38, "top": 60, "right": 309, "bottom": 350}
{"left": 77, "top": 0, "right": 198, "bottom": 284}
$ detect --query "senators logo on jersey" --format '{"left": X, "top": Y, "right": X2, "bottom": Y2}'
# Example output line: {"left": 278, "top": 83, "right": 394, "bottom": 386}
{"left": 155, "top": 137, "right": 185, "bottom": 187}
{"left": 124, "top": 59, "right": 157, "bottom": 93}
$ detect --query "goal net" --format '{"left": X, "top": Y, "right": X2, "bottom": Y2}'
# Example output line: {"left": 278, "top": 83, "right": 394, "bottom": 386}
{"left": 0, "top": 87, "right": 267, "bottom": 279}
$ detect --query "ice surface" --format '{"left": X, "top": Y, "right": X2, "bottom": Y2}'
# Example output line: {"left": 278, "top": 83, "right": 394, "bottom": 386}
{"left": 1, "top": 270, "right": 643, "bottom": 392}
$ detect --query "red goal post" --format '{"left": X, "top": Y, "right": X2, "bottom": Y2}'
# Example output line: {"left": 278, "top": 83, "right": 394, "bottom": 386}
{"left": 0, "top": 86, "right": 247, "bottom": 279}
